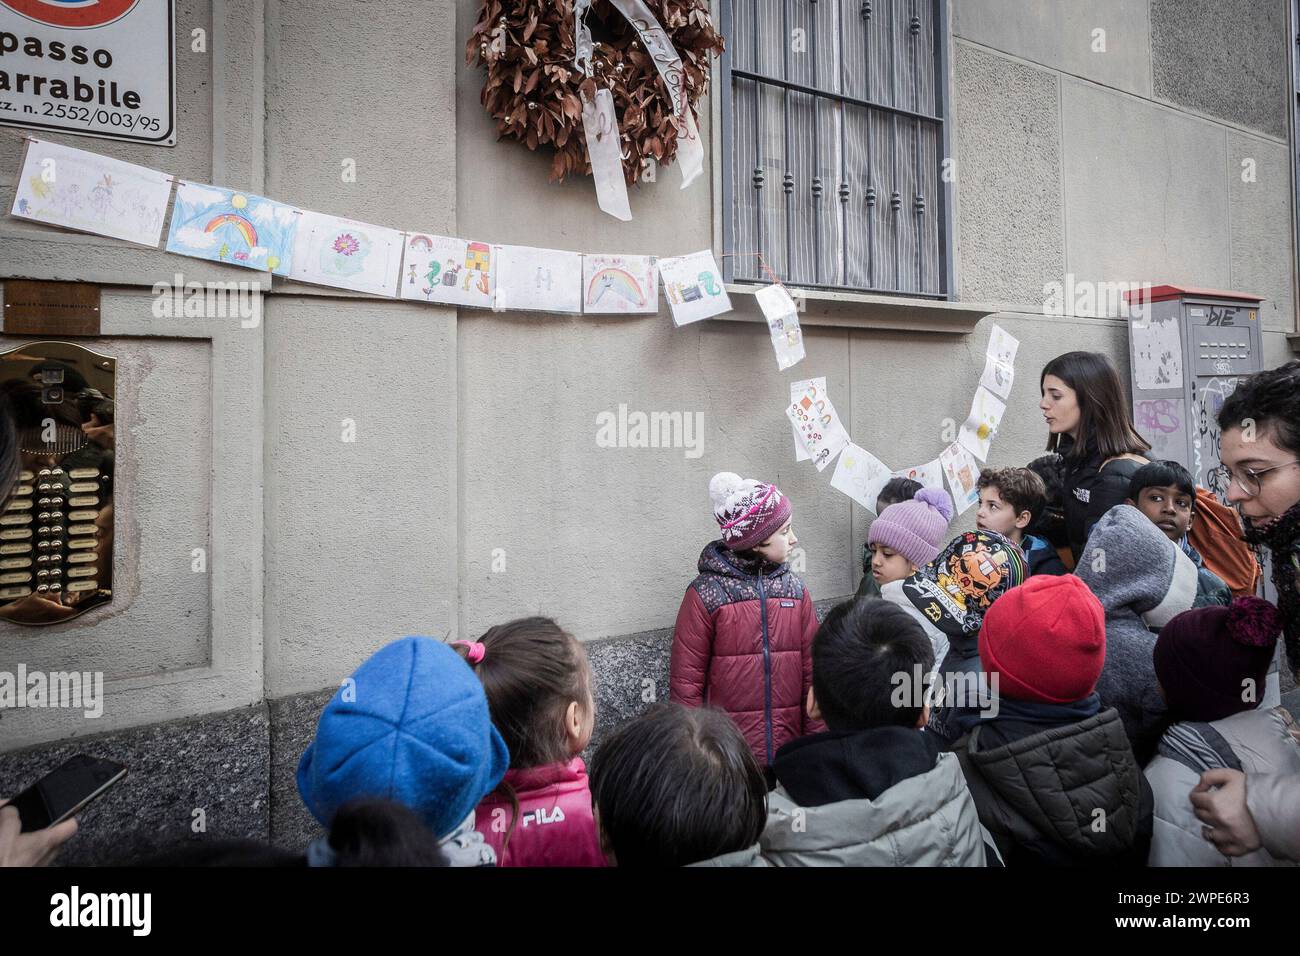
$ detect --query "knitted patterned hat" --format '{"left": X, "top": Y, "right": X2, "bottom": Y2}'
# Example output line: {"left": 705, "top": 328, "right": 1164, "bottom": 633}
{"left": 899, "top": 530, "right": 1029, "bottom": 639}
{"left": 979, "top": 575, "right": 1106, "bottom": 703}
{"left": 1153, "top": 597, "right": 1282, "bottom": 722}
{"left": 867, "top": 487, "right": 955, "bottom": 568}
{"left": 710, "top": 471, "right": 792, "bottom": 551}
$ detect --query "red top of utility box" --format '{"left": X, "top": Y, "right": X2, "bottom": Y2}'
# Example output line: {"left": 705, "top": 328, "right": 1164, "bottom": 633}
{"left": 1122, "top": 284, "right": 1263, "bottom": 305}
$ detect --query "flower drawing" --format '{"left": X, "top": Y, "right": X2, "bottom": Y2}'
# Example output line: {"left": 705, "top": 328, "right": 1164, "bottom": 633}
{"left": 332, "top": 233, "right": 361, "bottom": 257}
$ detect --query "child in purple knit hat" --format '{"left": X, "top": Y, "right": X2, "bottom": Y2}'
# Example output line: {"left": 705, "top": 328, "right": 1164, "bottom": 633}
{"left": 670, "top": 472, "right": 824, "bottom": 778}
{"left": 866, "top": 487, "right": 955, "bottom": 589}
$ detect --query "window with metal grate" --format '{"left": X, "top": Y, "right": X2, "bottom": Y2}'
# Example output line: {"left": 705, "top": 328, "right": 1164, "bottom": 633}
{"left": 720, "top": 0, "right": 954, "bottom": 299}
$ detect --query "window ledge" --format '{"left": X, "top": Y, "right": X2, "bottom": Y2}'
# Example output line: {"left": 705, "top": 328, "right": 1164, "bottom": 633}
{"left": 719, "top": 283, "right": 998, "bottom": 335}
{"left": 1288, "top": 332, "right": 1300, "bottom": 354}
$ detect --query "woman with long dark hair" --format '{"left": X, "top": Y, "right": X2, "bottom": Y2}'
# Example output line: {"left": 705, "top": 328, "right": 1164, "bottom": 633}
{"left": 1040, "top": 351, "right": 1151, "bottom": 562}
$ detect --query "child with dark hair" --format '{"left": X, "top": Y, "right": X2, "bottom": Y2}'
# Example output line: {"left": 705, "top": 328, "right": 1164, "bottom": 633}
{"left": 757, "top": 598, "right": 989, "bottom": 866}
{"left": 1126, "top": 460, "right": 1231, "bottom": 608}
{"left": 589, "top": 702, "right": 769, "bottom": 867}
{"left": 954, "top": 575, "right": 1154, "bottom": 867}
{"left": 975, "top": 466, "right": 1067, "bottom": 576}
{"left": 855, "top": 478, "right": 923, "bottom": 600}
{"left": 866, "top": 486, "right": 955, "bottom": 596}
{"left": 454, "top": 617, "right": 604, "bottom": 867}
{"left": 1145, "top": 599, "right": 1300, "bottom": 866}
{"left": 133, "top": 799, "right": 448, "bottom": 867}
{"left": 671, "top": 472, "right": 822, "bottom": 778}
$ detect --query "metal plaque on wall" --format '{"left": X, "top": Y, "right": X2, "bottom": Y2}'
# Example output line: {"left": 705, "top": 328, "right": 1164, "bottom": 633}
{"left": 0, "top": 340, "right": 115, "bottom": 625}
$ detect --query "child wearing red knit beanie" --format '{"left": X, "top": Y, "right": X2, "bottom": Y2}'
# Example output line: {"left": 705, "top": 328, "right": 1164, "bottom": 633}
{"left": 1144, "top": 598, "right": 1300, "bottom": 867}
{"left": 951, "top": 575, "right": 1154, "bottom": 867}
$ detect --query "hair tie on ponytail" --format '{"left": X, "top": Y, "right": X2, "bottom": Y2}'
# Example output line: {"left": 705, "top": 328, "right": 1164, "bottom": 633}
{"left": 452, "top": 640, "right": 486, "bottom": 665}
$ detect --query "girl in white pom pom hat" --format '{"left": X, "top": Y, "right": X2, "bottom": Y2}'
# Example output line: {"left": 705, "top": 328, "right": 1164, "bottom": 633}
{"left": 670, "top": 472, "right": 824, "bottom": 781}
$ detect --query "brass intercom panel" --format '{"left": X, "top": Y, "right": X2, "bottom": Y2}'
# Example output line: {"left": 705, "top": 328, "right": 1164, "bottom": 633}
{"left": 0, "top": 341, "right": 115, "bottom": 625}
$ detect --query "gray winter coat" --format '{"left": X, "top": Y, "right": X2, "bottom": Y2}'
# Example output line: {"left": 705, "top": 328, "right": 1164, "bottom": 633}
{"left": 756, "top": 750, "right": 985, "bottom": 866}
{"left": 1146, "top": 706, "right": 1300, "bottom": 867}
{"left": 1075, "top": 504, "right": 1198, "bottom": 760}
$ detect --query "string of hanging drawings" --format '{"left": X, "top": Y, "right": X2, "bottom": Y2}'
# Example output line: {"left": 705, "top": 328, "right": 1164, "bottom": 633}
{"left": 4, "top": 135, "right": 1017, "bottom": 515}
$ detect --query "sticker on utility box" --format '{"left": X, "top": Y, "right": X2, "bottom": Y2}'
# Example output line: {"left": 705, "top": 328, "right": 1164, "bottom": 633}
{"left": 0, "top": 0, "right": 176, "bottom": 146}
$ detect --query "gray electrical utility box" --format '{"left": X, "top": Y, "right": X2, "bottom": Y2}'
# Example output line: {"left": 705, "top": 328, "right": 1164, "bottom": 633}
{"left": 1124, "top": 284, "right": 1265, "bottom": 499}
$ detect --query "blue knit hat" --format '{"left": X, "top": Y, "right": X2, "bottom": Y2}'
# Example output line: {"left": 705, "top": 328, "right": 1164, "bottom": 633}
{"left": 296, "top": 636, "right": 509, "bottom": 839}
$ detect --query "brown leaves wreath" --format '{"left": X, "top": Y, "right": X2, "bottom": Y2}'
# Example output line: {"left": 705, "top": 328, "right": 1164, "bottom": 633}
{"left": 465, "top": 0, "right": 725, "bottom": 185}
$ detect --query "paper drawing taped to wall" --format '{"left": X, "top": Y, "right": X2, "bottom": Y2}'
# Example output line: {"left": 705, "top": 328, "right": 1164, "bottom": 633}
{"left": 830, "top": 443, "right": 892, "bottom": 512}
{"left": 582, "top": 254, "right": 658, "bottom": 314}
{"left": 11, "top": 139, "right": 172, "bottom": 246}
{"left": 658, "top": 250, "right": 732, "bottom": 325}
{"left": 400, "top": 234, "right": 495, "bottom": 308}
{"left": 288, "top": 211, "right": 403, "bottom": 296}
{"left": 165, "top": 182, "right": 299, "bottom": 274}
{"left": 494, "top": 244, "right": 584, "bottom": 313}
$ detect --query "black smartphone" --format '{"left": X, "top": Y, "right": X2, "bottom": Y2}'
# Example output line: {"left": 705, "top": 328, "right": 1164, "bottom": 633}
{"left": 8, "top": 754, "right": 128, "bottom": 832}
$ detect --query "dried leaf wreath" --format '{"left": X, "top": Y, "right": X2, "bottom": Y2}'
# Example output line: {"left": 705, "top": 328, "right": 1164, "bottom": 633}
{"left": 466, "top": 0, "right": 725, "bottom": 185}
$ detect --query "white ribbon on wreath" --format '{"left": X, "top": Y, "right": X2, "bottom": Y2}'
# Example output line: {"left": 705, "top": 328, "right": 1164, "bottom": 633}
{"left": 574, "top": 0, "right": 706, "bottom": 221}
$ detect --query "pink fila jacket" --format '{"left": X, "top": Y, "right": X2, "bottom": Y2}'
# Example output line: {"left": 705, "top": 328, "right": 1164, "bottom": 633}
{"left": 473, "top": 757, "right": 607, "bottom": 867}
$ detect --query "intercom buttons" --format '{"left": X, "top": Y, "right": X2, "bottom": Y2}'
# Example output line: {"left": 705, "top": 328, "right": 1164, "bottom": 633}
{"left": 18, "top": 471, "right": 33, "bottom": 482}
{"left": 0, "top": 543, "right": 31, "bottom": 555}
{"left": 68, "top": 510, "right": 97, "bottom": 522}
{"left": 1, "top": 572, "right": 33, "bottom": 585}
{"left": 67, "top": 580, "right": 97, "bottom": 593}
{"left": 68, "top": 525, "right": 96, "bottom": 537}
{"left": 69, "top": 468, "right": 99, "bottom": 480}
{"left": 13, "top": 485, "right": 32, "bottom": 497}
{"left": 5, "top": 498, "right": 32, "bottom": 511}
{"left": 67, "top": 553, "right": 96, "bottom": 565}
{"left": 48, "top": 583, "right": 62, "bottom": 593}
{"left": 67, "top": 539, "right": 96, "bottom": 551}
{"left": 0, "top": 586, "right": 32, "bottom": 599}
{"left": 0, "top": 514, "right": 32, "bottom": 526}
{"left": 68, "top": 496, "right": 96, "bottom": 508}
{"left": 68, "top": 482, "right": 98, "bottom": 494}
{"left": 67, "top": 567, "right": 96, "bottom": 580}
{"left": 0, "top": 558, "right": 31, "bottom": 570}
{"left": 1, "top": 528, "right": 33, "bottom": 540}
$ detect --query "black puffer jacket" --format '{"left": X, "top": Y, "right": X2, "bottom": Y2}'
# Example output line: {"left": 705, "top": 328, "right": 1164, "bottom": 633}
{"left": 953, "top": 708, "right": 1153, "bottom": 867}
{"left": 1059, "top": 436, "right": 1147, "bottom": 562}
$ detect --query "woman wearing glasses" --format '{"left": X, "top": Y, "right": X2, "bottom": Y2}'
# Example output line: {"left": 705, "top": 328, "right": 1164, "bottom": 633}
{"left": 1188, "top": 361, "right": 1300, "bottom": 865}
{"left": 1039, "top": 351, "right": 1152, "bottom": 564}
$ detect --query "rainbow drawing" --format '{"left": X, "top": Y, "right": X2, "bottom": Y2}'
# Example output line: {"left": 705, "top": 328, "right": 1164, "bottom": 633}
{"left": 587, "top": 268, "right": 646, "bottom": 308}
{"left": 165, "top": 181, "right": 299, "bottom": 275}
{"left": 204, "top": 213, "right": 258, "bottom": 249}
{"left": 408, "top": 234, "right": 434, "bottom": 251}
